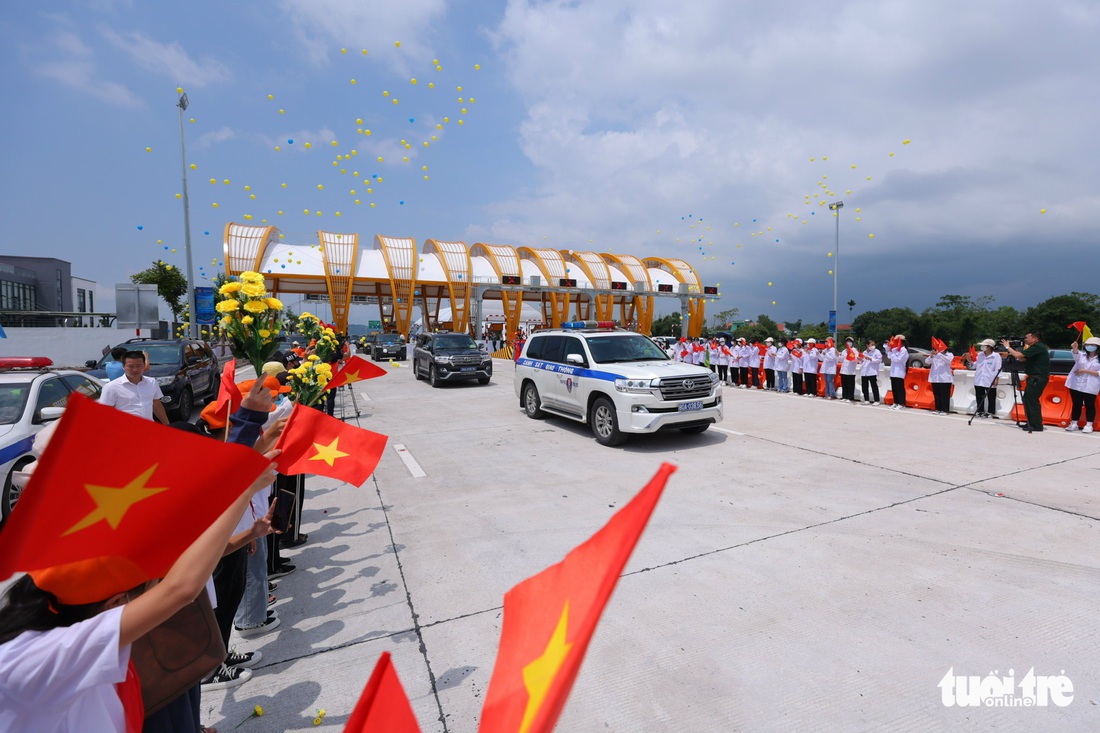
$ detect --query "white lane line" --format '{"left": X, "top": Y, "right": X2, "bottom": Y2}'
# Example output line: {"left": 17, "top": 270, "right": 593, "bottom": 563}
{"left": 712, "top": 427, "right": 746, "bottom": 436}
{"left": 392, "top": 443, "right": 427, "bottom": 477}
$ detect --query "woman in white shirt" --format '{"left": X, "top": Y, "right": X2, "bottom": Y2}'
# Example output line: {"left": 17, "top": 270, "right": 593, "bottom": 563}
{"left": 887, "top": 335, "right": 910, "bottom": 409}
{"left": 820, "top": 339, "right": 839, "bottom": 399}
{"left": 774, "top": 339, "right": 791, "bottom": 393}
{"left": 860, "top": 339, "right": 883, "bottom": 404}
{"left": 973, "top": 339, "right": 1002, "bottom": 418}
{"left": 763, "top": 338, "right": 777, "bottom": 391}
{"left": 789, "top": 339, "right": 804, "bottom": 395}
{"left": 924, "top": 342, "right": 955, "bottom": 414}
{"left": 839, "top": 337, "right": 859, "bottom": 402}
{"left": 1065, "top": 336, "right": 1100, "bottom": 432}
{"left": 801, "top": 339, "right": 820, "bottom": 397}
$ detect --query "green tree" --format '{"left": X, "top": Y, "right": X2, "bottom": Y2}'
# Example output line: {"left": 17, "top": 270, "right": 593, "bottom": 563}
{"left": 709, "top": 307, "right": 740, "bottom": 330}
{"left": 1021, "top": 292, "right": 1100, "bottom": 347}
{"left": 754, "top": 314, "right": 781, "bottom": 340}
{"left": 798, "top": 322, "right": 830, "bottom": 340}
{"left": 131, "top": 261, "right": 188, "bottom": 321}
{"left": 851, "top": 307, "right": 921, "bottom": 346}
{"left": 651, "top": 313, "right": 683, "bottom": 336}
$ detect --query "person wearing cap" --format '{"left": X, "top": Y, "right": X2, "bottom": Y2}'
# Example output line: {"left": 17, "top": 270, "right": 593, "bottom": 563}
{"left": 731, "top": 338, "right": 746, "bottom": 388}
{"left": 789, "top": 339, "right": 804, "bottom": 395}
{"left": 1065, "top": 336, "right": 1100, "bottom": 432}
{"left": 716, "top": 338, "right": 730, "bottom": 384}
{"left": 761, "top": 338, "right": 776, "bottom": 390}
{"left": 973, "top": 339, "right": 1002, "bottom": 418}
{"left": 706, "top": 337, "right": 720, "bottom": 375}
{"left": 924, "top": 339, "right": 955, "bottom": 415}
{"left": 801, "top": 338, "right": 819, "bottom": 397}
{"left": 820, "top": 338, "right": 839, "bottom": 399}
{"left": 839, "top": 337, "right": 859, "bottom": 402}
{"left": 774, "top": 338, "right": 791, "bottom": 393}
{"left": 0, "top": 382, "right": 280, "bottom": 733}
{"left": 887, "top": 335, "right": 909, "bottom": 410}
{"left": 1002, "top": 331, "right": 1050, "bottom": 432}
{"left": 860, "top": 338, "right": 883, "bottom": 405}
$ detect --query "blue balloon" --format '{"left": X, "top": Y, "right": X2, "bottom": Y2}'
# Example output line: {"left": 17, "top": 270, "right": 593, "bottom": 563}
{"left": 288, "top": 139, "right": 294, "bottom": 144}
{"left": 752, "top": 218, "right": 757, "bottom": 222}
{"left": 399, "top": 200, "right": 405, "bottom": 205}
{"left": 163, "top": 246, "right": 169, "bottom": 250}
{"left": 137, "top": 225, "right": 143, "bottom": 230}
{"left": 775, "top": 239, "right": 780, "bottom": 243}
{"left": 281, "top": 264, "right": 286, "bottom": 268}
{"left": 409, "top": 117, "right": 414, "bottom": 123}
{"left": 204, "top": 231, "right": 210, "bottom": 235}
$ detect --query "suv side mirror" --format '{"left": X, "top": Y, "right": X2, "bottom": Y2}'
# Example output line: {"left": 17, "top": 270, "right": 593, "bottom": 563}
{"left": 35, "top": 406, "right": 66, "bottom": 424}
{"left": 566, "top": 354, "right": 585, "bottom": 366}
{"left": 188, "top": 356, "right": 203, "bottom": 365}
{"left": 85, "top": 360, "right": 97, "bottom": 368}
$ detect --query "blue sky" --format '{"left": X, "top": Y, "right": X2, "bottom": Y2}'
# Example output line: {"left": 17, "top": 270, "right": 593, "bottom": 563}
{"left": 2, "top": 1, "right": 1098, "bottom": 326}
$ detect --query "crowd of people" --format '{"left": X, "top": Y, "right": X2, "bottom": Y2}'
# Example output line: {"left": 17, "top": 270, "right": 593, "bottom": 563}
{"left": 670, "top": 331, "right": 1100, "bottom": 432}
{"left": 0, "top": 338, "right": 351, "bottom": 732}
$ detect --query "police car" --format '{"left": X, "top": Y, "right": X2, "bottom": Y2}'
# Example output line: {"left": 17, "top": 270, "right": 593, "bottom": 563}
{"left": 0, "top": 358, "right": 103, "bottom": 520}
{"left": 514, "top": 322, "right": 722, "bottom": 446}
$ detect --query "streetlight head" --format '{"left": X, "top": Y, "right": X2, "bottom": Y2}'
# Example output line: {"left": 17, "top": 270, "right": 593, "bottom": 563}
{"left": 829, "top": 200, "right": 844, "bottom": 210}
{"left": 178, "top": 93, "right": 189, "bottom": 110}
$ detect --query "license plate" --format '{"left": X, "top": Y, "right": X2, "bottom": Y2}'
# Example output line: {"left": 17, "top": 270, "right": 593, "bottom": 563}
{"left": 678, "top": 401, "right": 703, "bottom": 412}
{"left": 461, "top": 367, "right": 477, "bottom": 372}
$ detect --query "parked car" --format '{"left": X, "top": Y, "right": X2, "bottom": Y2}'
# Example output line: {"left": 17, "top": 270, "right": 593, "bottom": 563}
{"left": 86, "top": 338, "right": 219, "bottom": 419}
{"left": 412, "top": 332, "right": 492, "bottom": 386}
{"left": 883, "top": 345, "right": 931, "bottom": 369}
{"left": 370, "top": 332, "right": 407, "bottom": 361}
{"left": 0, "top": 361, "right": 103, "bottom": 519}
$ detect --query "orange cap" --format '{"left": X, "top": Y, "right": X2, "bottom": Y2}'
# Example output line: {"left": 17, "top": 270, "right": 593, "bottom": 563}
{"left": 30, "top": 556, "right": 149, "bottom": 606}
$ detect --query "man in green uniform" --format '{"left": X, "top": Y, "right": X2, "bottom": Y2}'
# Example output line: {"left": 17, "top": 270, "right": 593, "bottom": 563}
{"left": 1002, "top": 331, "right": 1050, "bottom": 432}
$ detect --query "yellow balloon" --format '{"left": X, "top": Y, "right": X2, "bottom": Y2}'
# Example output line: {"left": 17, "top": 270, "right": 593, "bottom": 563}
{"left": 377, "top": 156, "right": 383, "bottom": 162}
{"left": 1040, "top": 208, "right": 1047, "bottom": 214}
{"left": 457, "top": 86, "right": 463, "bottom": 92}
{"left": 212, "top": 202, "right": 218, "bottom": 208}
{"left": 175, "top": 193, "right": 181, "bottom": 198}
{"left": 392, "top": 98, "right": 398, "bottom": 104}
{"left": 267, "top": 94, "right": 273, "bottom": 99}
{"left": 355, "top": 199, "right": 360, "bottom": 204}
{"left": 317, "top": 184, "right": 324, "bottom": 190}
{"left": 828, "top": 270, "right": 833, "bottom": 275}
{"left": 362, "top": 49, "right": 368, "bottom": 55}
{"left": 250, "top": 194, "right": 256, "bottom": 200}
{"left": 335, "top": 211, "right": 341, "bottom": 217}
{"left": 190, "top": 163, "right": 197, "bottom": 170}
{"left": 902, "top": 139, "right": 911, "bottom": 144}
{"left": 429, "top": 82, "right": 434, "bottom": 89}
{"left": 176, "top": 87, "right": 183, "bottom": 94}
{"left": 331, "top": 140, "right": 338, "bottom": 146}
{"left": 350, "top": 79, "right": 356, "bottom": 84}
{"left": 341, "top": 48, "right": 347, "bottom": 54}
{"left": 383, "top": 90, "right": 389, "bottom": 96}
{"left": 224, "top": 179, "right": 230, "bottom": 185}
{"left": 475, "top": 64, "right": 481, "bottom": 70}
{"left": 827, "top": 252, "right": 833, "bottom": 257}
{"left": 278, "top": 210, "right": 284, "bottom": 215}
{"left": 410, "top": 78, "right": 417, "bottom": 85}
{"left": 145, "top": 146, "right": 151, "bottom": 152}
{"left": 394, "top": 41, "right": 401, "bottom": 47}
{"left": 768, "top": 282, "right": 773, "bottom": 286}
{"left": 279, "top": 109, "right": 284, "bottom": 114}
{"left": 868, "top": 233, "right": 875, "bottom": 239}
{"left": 305, "top": 142, "right": 312, "bottom": 149}
{"left": 209, "top": 178, "right": 216, "bottom": 184}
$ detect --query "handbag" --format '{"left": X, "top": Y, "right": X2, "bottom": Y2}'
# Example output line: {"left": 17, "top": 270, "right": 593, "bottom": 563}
{"left": 129, "top": 589, "right": 226, "bottom": 715}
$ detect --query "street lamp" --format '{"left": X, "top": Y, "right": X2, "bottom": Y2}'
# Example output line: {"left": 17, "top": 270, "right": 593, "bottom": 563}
{"left": 177, "top": 91, "right": 197, "bottom": 339}
{"left": 828, "top": 200, "right": 844, "bottom": 340}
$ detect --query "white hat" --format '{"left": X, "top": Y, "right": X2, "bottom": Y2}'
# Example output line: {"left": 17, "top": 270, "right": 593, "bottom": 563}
{"left": 979, "top": 338, "right": 996, "bottom": 348}
{"left": 895, "top": 334, "right": 907, "bottom": 341}
{"left": 1085, "top": 337, "right": 1100, "bottom": 347}
{"left": 765, "top": 337, "right": 774, "bottom": 343}
{"left": 806, "top": 338, "right": 817, "bottom": 344}
{"left": 292, "top": 340, "right": 300, "bottom": 346}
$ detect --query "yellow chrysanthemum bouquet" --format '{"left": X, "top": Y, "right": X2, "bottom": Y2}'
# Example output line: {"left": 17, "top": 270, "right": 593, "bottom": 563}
{"left": 216, "top": 272, "right": 285, "bottom": 373}
{"left": 286, "top": 312, "right": 341, "bottom": 406}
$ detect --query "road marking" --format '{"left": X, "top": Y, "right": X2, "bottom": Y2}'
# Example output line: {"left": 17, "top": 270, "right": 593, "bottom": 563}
{"left": 712, "top": 427, "right": 745, "bottom": 436}
{"left": 392, "top": 443, "right": 427, "bottom": 477}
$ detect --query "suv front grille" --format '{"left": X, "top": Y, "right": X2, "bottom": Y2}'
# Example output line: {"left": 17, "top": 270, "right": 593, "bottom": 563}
{"left": 659, "top": 376, "right": 712, "bottom": 401}
{"left": 450, "top": 355, "right": 483, "bottom": 366}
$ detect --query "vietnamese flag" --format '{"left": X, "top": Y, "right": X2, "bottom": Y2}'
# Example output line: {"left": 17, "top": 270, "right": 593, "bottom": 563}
{"left": 478, "top": 463, "right": 675, "bottom": 733}
{"left": 343, "top": 652, "right": 422, "bottom": 733}
{"left": 274, "top": 403, "right": 387, "bottom": 486}
{"left": 931, "top": 336, "right": 947, "bottom": 353}
{"left": 325, "top": 355, "right": 388, "bottom": 390}
{"left": 215, "top": 359, "right": 243, "bottom": 418}
{"left": 1068, "top": 321, "right": 1094, "bottom": 343}
{"left": 0, "top": 393, "right": 271, "bottom": 580}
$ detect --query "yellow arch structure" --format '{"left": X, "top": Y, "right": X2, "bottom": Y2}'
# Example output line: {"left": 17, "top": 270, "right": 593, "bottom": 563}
{"left": 601, "top": 253, "right": 654, "bottom": 333}
{"left": 374, "top": 235, "right": 417, "bottom": 339}
{"left": 470, "top": 243, "right": 524, "bottom": 338}
{"left": 644, "top": 256, "right": 706, "bottom": 336}
{"left": 223, "top": 223, "right": 278, "bottom": 277}
{"left": 423, "top": 239, "right": 473, "bottom": 334}
{"left": 318, "top": 231, "right": 359, "bottom": 334}
{"left": 517, "top": 247, "right": 571, "bottom": 328}
{"left": 562, "top": 250, "right": 614, "bottom": 321}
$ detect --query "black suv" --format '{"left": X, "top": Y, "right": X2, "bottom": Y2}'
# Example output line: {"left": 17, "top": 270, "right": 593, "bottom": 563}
{"left": 370, "top": 332, "right": 407, "bottom": 361}
{"left": 413, "top": 332, "right": 492, "bottom": 387}
{"left": 87, "top": 338, "right": 219, "bottom": 419}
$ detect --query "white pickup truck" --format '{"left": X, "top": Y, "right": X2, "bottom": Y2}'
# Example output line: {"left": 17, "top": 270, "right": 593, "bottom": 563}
{"left": 514, "top": 324, "right": 723, "bottom": 446}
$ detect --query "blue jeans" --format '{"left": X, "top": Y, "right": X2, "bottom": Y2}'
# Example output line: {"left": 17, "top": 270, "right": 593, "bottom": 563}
{"left": 825, "top": 375, "right": 837, "bottom": 397}
{"left": 234, "top": 537, "right": 269, "bottom": 629}
{"left": 777, "top": 370, "right": 789, "bottom": 393}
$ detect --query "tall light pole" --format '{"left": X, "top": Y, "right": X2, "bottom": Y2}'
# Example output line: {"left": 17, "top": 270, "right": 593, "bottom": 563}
{"left": 177, "top": 90, "right": 197, "bottom": 339}
{"left": 828, "top": 200, "right": 844, "bottom": 340}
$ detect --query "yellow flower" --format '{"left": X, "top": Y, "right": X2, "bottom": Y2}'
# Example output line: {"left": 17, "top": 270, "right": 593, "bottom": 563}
{"left": 219, "top": 317, "right": 231, "bottom": 327}
{"left": 308, "top": 354, "right": 320, "bottom": 361}
{"left": 215, "top": 299, "right": 240, "bottom": 313}
{"left": 219, "top": 282, "right": 242, "bottom": 295}
{"left": 241, "top": 315, "right": 254, "bottom": 325}
{"left": 241, "top": 282, "right": 266, "bottom": 298}
{"left": 254, "top": 706, "right": 264, "bottom": 717}
{"left": 313, "top": 718, "right": 322, "bottom": 726}
{"left": 240, "top": 271, "right": 264, "bottom": 284}
{"left": 265, "top": 297, "right": 284, "bottom": 310}
{"left": 259, "top": 329, "right": 271, "bottom": 338}
{"left": 243, "top": 300, "right": 269, "bottom": 313}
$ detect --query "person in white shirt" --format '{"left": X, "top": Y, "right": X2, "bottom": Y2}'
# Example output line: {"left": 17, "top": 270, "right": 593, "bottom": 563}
{"left": 763, "top": 338, "right": 777, "bottom": 390}
{"left": 98, "top": 350, "right": 169, "bottom": 424}
{"left": 924, "top": 342, "right": 955, "bottom": 414}
{"left": 839, "top": 337, "right": 859, "bottom": 402}
{"left": 860, "top": 339, "right": 883, "bottom": 404}
{"left": 774, "top": 339, "right": 791, "bottom": 393}
{"left": 887, "top": 335, "right": 910, "bottom": 409}
{"left": 801, "top": 339, "right": 820, "bottom": 397}
{"left": 973, "top": 339, "right": 1002, "bottom": 418}
{"left": 707, "top": 338, "right": 720, "bottom": 375}
{"left": 820, "top": 338, "right": 839, "bottom": 399}
{"left": 716, "top": 338, "right": 730, "bottom": 384}
{"left": 789, "top": 339, "right": 804, "bottom": 395}
{"left": 1065, "top": 336, "right": 1100, "bottom": 432}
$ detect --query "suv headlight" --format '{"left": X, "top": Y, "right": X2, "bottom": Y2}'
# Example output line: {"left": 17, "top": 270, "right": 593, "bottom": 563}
{"left": 709, "top": 372, "right": 720, "bottom": 386}
{"left": 615, "top": 378, "right": 659, "bottom": 394}
{"left": 434, "top": 355, "right": 453, "bottom": 364}
{"left": 155, "top": 376, "right": 175, "bottom": 386}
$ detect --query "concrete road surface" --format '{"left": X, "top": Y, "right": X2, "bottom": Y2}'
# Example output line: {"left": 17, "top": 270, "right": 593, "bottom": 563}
{"left": 203, "top": 359, "right": 1099, "bottom": 732}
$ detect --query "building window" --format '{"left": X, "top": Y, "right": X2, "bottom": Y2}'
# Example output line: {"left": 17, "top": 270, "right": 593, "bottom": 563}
{"left": 89, "top": 290, "right": 94, "bottom": 312}
{"left": 77, "top": 289, "right": 86, "bottom": 313}
{"left": 56, "top": 270, "right": 63, "bottom": 310}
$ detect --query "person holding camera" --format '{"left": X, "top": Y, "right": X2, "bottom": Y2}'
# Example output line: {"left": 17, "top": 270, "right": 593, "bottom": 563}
{"left": 1065, "top": 336, "right": 1100, "bottom": 432}
{"left": 973, "top": 339, "right": 1001, "bottom": 418}
{"left": 1002, "top": 331, "right": 1050, "bottom": 432}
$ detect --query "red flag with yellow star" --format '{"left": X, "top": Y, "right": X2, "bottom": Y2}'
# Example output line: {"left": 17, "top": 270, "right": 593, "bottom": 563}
{"left": 343, "top": 652, "right": 422, "bottom": 733}
{"left": 215, "top": 358, "right": 244, "bottom": 418}
{"left": 478, "top": 463, "right": 676, "bottom": 733}
{"left": 0, "top": 393, "right": 271, "bottom": 581}
{"left": 325, "top": 355, "right": 388, "bottom": 390}
{"left": 273, "top": 403, "right": 387, "bottom": 486}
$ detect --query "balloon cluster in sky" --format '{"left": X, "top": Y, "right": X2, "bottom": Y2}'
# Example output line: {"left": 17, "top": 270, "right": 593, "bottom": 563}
{"left": 137, "top": 42, "right": 483, "bottom": 280}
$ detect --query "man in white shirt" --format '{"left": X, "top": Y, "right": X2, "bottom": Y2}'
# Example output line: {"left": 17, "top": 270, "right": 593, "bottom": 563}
{"left": 98, "top": 350, "right": 169, "bottom": 424}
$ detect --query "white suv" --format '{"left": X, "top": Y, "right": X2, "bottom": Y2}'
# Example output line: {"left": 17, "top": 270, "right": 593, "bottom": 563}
{"left": 515, "top": 324, "right": 722, "bottom": 446}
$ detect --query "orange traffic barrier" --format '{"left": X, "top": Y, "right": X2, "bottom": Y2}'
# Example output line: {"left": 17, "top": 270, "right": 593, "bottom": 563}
{"left": 814, "top": 371, "right": 842, "bottom": 396}
{"left": 1010, "top": 375, "right": 1073, "bottom": 427}
{"left": 883, "top": 367, "right": 935, "bottom": 409}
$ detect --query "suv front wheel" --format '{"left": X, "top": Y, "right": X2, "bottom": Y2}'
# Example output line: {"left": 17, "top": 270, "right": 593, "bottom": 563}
{"left": 428, "top": 364, "right": 442, "bottom": 388}
{"left": 523, "top": 383, "right": 544, "bottom": 418}
{"left": 174, "top": 387, "right": 194, "bottom": 420}
{"left": 589, "top": 396, "right": 626, "bottom": 446}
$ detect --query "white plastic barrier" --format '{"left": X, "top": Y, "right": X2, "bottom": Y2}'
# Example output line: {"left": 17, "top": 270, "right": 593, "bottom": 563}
{"left": 833, "top": 367, "right": 1017, "bottom": 418}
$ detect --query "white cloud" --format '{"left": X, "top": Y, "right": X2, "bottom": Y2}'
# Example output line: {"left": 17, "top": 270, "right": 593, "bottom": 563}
{"left": 27, "top": 26, "right": 144, "bottom": 109}
{"left": 194, "top": 126, "right": 238, "bottom": 150}
{"left": 99, "top": 27, "right": 232, "bottom": 88}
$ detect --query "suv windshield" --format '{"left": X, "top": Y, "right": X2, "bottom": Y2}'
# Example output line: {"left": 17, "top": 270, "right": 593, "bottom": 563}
{"left": 435, "top": 334, "right": 477, "bottom": 350}
{"left": 587, "top": 335, "right": 669, "bottom": 363}
{"left": 376, "top": 334, "right": 403, "bottom": 344}
{"left": 0, "top": 384, "right": 30, "bottom": 425}
{"left": 100, "top": 344, "right": 180, "bottom": 367}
